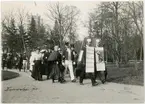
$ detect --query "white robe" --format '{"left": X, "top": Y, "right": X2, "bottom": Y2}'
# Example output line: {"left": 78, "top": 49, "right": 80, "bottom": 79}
{"left": 29, "top": 52, "right": 36, "bottom": 71}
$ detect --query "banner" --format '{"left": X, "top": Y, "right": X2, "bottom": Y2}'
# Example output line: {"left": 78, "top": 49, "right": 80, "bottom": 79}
{"left": 86, "top": 46, "right": 95, "bottom": 73}
{"left": 96, "top": 62, "right": 105, "bottom": 71}
{"left": 95, "top": 47, "right": 105, "bottom": 71}
{"left": 78, "top": 50, "right": 84, "bottom": 62}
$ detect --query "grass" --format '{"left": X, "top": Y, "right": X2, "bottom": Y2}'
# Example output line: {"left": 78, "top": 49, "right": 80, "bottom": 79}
{"left": 2, "top": 70, "right": 20, "bottom": 81}
{"left": 107, "top": 62, "right": 143, "bottom": 86}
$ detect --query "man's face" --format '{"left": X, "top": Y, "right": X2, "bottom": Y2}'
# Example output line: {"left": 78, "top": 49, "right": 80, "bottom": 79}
{"left": 54, "top": 46, "right": 58, "bottom": 51}
{"left": 86, "top": 41, "right": 91, "bottom": 46}
{"left": 36, "top": 50, "right": 39, "bottom": 53}
{"left": 86, "top": 39, "right": 91, "bottom": 46}
{"left": 71, "top": 47, "right": 74, "bottom": 50}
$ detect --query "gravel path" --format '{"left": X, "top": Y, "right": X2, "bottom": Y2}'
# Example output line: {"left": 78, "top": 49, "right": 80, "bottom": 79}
{"left": 2, "top": 70, "right": 144, "bottom": 103}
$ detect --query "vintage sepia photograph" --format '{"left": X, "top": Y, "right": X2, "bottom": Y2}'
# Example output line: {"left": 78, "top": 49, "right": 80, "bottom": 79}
{"left": 1, "top": 0, "right": 144, "bottom": 103}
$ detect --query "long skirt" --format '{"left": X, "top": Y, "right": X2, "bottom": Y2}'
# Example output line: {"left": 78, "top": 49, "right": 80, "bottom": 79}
{"left": 31, "top": 60, "right": 41, "bottom": 80}
{"left": 49, "top": 62, "right": 60, "bottom": 80}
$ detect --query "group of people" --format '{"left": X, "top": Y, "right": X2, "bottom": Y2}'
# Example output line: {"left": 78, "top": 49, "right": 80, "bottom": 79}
{"left": 2, "top": 51, "right": 28, "bottom": 72}
{"left": 29, "top": 43, "right": 78, "bottom": 83}
{"left": 2, "top": 37, "right": 107, "bottom": 87}
{"left": 29, "top": 39, "right": 107, "bottom": 86}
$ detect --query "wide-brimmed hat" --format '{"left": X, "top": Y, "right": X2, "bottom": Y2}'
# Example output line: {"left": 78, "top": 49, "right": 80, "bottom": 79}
{"left": 40, "top": 49, "right": 46, "bottom": 53}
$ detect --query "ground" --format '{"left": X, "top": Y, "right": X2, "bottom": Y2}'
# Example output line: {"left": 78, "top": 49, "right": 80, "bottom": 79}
{"left": 2, "top": 69, "right": 144, "bottom": 103}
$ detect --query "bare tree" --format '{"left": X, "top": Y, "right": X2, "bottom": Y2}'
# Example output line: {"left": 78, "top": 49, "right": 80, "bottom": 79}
{"left": 123, "top": 1, "right": 143, "bottom": 60}
{"left": 17, "top": 7, "right": 29, "bottom": 52}
{"left": 46, "top": 2, "right": 80, "bottom": 47}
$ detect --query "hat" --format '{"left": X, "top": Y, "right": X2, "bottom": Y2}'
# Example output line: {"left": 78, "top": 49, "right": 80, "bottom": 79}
{"left": 40, "top": 49, "right": 46, "bottom": 53}
{"left": 70, "top": 44, "right": 74, "bottom": 48}
{"left": 65, "top": 42, "right": 69, "bottom": 46}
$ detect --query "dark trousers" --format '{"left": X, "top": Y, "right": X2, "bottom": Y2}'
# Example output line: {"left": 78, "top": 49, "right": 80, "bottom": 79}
{"left": 95, "top": 69, "right": 108, "bottom": 82}
{"left": 79, "top": 69, "right": 96, "bottom": 85}
{"left": 58, "top": 63, "right": 65, "bottom": 81}
{"left": 73, "top": 64, "right": 77, "bottom": 77}
{"left": 18, "top": 63, "right": 23, "bottom": 71}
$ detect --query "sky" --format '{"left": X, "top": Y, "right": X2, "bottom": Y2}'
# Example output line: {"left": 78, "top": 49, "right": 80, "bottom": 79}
{"left": 1, "top": 1, "right": 100, "bottom": 40}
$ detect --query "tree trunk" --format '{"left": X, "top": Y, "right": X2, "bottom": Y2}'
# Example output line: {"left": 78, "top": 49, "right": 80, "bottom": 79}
{"left": 134, "top": 50, "right": 138, "bottom": 70}
{"left": 116, "top": 57, "right": 119, "bottom": 68}
{"left": 125, "top": 53, "right": 128, "bottom": 64}
{"left": 105, "top": 50, "right": 108, "bottom": 63}
{"left": 140, "top": 44, "right": 143, "bottom": 60}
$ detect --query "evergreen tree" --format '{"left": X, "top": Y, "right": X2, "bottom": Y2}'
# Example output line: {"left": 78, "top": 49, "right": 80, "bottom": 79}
{"left": 27, "top": 16, "right": 38, "bottom": 49}
{"left": 4, "top": 18, "right": 22, "bottom": 52}
{"left": 51, "top": 20, "right": 60, "bottom": 45}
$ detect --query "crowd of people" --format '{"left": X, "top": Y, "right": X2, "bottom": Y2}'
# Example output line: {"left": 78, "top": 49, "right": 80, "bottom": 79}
{"left": 29, "top": 43, "right": 78, "bottom": 83}
{"left": 2, "top": 51, "right": 28, "bottom": 72}
{"left": 2, "top": 40, "right": 107, "bottom": 86}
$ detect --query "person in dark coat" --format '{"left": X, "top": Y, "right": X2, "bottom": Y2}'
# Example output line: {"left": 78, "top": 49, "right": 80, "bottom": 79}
{"left": 43, "top": 49, "right": 51, "bottom": 79}
{"left": 70, "top": 44, "right": 77, "bottom": 72}
{"left": 76, "top": 38, "right": 98, "bottom": 86}
{"left": 2, "top": 52, "right": 7, "bottom": 70}
{"left": 7, "top": 53, "right": 13, "bottom": 69}
{"left": 18, "top": 53, "right": 23, "bottom": 72}
{"left": 58, "top": 48, "right": 66, "bottom": 82}
{"left": 48, "top": 45, "right": 65, "bottom": 83}
{"left": 70, "top": 44, "right": 78, "bottom": 77}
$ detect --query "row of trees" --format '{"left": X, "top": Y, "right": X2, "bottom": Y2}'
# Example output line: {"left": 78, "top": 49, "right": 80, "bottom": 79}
{"left": 87, "top": 1, "right": 143, "bottom": 67}
{"left": 2, "top": 2, "right": 80, "bottom": 53}
{"left": 2, "top": 1, "right": 143, "bottom": 68}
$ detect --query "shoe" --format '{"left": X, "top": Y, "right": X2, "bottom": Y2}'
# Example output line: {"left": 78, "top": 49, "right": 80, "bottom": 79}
{"left": 62, "top": 79, "right": 66, "bottom": 82}
{"left": 94, "top": 80, "right": 97, "bottom": 83}
{"left": 101, "top": 80, "right": 105, "bottom": 84}
{"left": 92, "top": 83, "right": 98, "bottom": 86}
{"left": 52, "top": 79, "right": 55, "bottom": 83}
{"left": 47, "top": 77, "right": 49, "bottom": 80}
{"left": 38, "top": 79, "right": 43, "bottom": 81}
{"left": 58, "top": 78, "right": 61, "bottom": 82}
{"left": 60, "top": 80, "right": 66, "bottom": 84}
{"left": 71, "top": 79, "right": 76, "bottom": 82}
{"left": 80, "top": 83, "right": 84, "bottom": 85}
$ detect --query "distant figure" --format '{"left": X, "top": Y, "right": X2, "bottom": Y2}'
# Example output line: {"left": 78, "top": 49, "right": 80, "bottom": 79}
{"left": 15, "top": 53, "right": 20, "bottom": 69}
{"left": 70, "top": 44, "right": 78, "bottom": 74}
{"left": 18, "top": 53, "right": 23, "bottom": 72}
{"left": 2, "top": 51, "right": 7, "bottom": 70}
{"left": 23, "top": 52, "right": 28, "bottom": 72}
{"left": 7, "top": 53, "right": 13, "bottom": 69}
